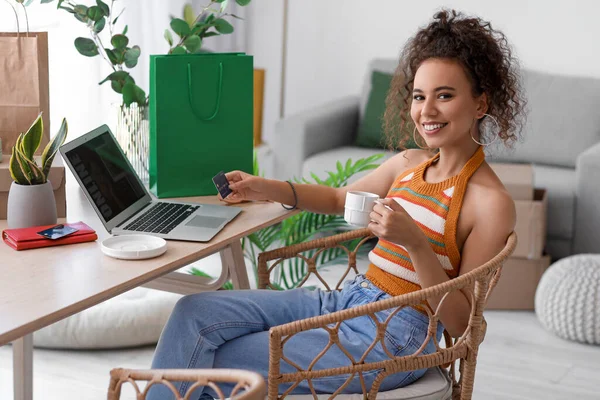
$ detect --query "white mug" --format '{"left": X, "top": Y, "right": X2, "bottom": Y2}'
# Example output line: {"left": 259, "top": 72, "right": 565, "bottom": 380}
{"left": 344, "top": 191, "right": 379, "bottom": 227}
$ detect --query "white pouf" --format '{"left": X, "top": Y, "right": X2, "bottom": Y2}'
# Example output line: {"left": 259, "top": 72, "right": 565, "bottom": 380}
{"left": 32, "top": 253, "right": 229, "bottom": 349}
{"left": 535, "top": 254, "right": 600, "bottom": 345}
{"left": 33, "top": 288, "right": 182, "bottom": 349}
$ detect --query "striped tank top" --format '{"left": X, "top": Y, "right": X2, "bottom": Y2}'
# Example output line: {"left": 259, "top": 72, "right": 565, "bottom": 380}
{"left": 365, "top": 146, "right": 485, "bottom": 296}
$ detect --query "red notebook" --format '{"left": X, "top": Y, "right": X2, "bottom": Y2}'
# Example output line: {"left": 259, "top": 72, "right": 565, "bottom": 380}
{"left": 2, "top": 221, "right": 98, "bottom": 251}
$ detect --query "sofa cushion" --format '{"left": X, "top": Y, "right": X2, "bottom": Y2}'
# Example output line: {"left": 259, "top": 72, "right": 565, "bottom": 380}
{"left": 302, "top": 146, "right": 396, "bottom": 183}
{"left": 532, "top": 164, "right": 576, "bottom": 241}
{"left": 356, "top": 70, "right": 394, "bottom": 148}
{"left": 489, "top": 69, "right": 600, "bottom": 168}
{"left": 359, "top": 59, "right": 399, "bottom": 123}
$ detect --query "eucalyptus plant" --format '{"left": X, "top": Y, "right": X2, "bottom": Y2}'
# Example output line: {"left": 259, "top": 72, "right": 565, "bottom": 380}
{"left": 165, "top": 0, "right": 252, "bottom": 55}
{"left": 9, "top": 113, "right": 69, "bottom": 185}
{"left": 190, "top": 153, "right": 385, "bottom": 290}
{"left": 22, "top": 0, "right": 251, "bottom": 106}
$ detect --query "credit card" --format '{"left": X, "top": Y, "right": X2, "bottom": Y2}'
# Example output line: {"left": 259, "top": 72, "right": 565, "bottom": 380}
{"left": 37, "top": 224, "right": 79, "bottom": 240}
{"left": 212, "top": 171, "right": 233, "bottom": 199}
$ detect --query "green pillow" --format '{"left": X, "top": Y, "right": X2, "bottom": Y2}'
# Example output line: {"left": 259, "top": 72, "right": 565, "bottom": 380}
{"left": 355, "top": 70, "right": 394, "bottom": 148}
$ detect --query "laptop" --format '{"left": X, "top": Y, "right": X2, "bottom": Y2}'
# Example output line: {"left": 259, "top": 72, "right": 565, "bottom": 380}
{"left": 59, "top": 125, "right": 242, "bottom": 242}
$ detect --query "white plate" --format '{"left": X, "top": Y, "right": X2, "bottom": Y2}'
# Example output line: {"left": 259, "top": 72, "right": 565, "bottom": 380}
{"left": 101, "top": 234, "right": 167, "bottom": 260}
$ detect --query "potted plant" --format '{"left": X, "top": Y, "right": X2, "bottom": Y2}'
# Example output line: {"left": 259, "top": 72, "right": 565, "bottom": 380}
{"left": 7, "top": 113, "right": 68, "bottom": 229}
{"left": 24, "top": 0, "right": 251, "bottom": 183}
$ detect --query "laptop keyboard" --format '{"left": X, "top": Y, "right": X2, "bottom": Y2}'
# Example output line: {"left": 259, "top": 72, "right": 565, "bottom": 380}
{"left": 123, "top": 202, "right": 199, "bottom": 234}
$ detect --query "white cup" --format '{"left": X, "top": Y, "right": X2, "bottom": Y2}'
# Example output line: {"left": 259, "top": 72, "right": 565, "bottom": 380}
{"left": 344, "top": 191, "right": 379, "bottom": 227}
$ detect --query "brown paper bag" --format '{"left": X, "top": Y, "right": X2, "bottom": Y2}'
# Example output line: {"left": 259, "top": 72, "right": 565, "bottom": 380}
{"left": 0, "top": 32, "right": 50, "bottom": 155}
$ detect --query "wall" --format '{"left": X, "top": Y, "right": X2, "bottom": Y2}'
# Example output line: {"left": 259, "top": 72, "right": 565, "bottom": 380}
{"left": 247, "top": 0, "right": 600, "bottom": 146}
{"left": 2, "top": 0, "right": 598, "bottom": 148}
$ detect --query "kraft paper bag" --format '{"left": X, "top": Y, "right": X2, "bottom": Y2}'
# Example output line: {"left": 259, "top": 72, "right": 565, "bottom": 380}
{"left": 0, "top": 32, "right": 50, "bottom": 155}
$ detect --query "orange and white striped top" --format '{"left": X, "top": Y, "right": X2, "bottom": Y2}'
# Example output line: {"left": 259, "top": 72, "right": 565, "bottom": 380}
{"left": 365, "top": 146, "right": 485, "bottom": 296}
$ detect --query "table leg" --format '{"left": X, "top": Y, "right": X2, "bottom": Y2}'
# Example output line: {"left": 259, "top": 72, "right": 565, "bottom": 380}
{"left": 13, "top": 334, "right": 33, "bottom": 400}
{"left": 220, "top": 240, "right": 250, "bottom": 290}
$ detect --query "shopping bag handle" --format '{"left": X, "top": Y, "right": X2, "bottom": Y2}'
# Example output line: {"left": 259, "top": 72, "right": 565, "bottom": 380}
{"left": 187, "top": 62, "right": 223, "bottom": 121}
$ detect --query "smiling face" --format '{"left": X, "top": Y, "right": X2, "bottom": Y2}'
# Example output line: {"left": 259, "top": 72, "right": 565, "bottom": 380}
{"left": 411, "top": 58, "right": 488, "bottom": 149}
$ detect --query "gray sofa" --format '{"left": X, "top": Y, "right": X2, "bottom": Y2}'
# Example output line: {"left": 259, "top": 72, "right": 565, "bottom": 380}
{"left": 271, "top": 59, "right": 600, "bottom": 260}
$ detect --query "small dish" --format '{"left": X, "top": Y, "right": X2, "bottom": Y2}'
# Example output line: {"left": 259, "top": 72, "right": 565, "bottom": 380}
{"left": 101, "top": 234, "right": 167, "bottom": 260}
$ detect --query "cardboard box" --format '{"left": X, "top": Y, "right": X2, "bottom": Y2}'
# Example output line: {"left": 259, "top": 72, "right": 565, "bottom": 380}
{"left": 490, "top": 162, "right": 534, "bottom": 201}
{"left": 486, "top": 255, "right": 551, "bottom": 310}
{"left": 0, "top": 155, "right": 66, "bottom": 219}
{"left": 513, "top": 189, "right": 547, "bottom": 259}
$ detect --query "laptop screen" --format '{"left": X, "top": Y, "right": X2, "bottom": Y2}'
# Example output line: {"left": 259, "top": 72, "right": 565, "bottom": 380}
{"left": 63, "top": 130, "right": 147, "bottom": 224}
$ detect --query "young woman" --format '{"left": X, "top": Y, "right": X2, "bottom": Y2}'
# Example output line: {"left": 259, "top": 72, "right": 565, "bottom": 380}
{"left": 148, "top": 9, "right": 525, "bottom": 399}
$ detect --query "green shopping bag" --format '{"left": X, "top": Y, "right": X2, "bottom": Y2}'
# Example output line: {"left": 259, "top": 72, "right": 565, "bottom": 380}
{"left": 149, "top": 53, "right": 253, "bottom": 198}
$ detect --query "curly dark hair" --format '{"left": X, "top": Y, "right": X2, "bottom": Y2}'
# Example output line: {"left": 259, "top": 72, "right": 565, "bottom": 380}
{"left": 383, "top": 9, "right": 526, "bottom": 150}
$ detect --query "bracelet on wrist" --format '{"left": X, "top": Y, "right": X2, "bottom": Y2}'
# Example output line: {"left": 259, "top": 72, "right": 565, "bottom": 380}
{"left": 281, "top": 180, "right": 298, "bottom": 210}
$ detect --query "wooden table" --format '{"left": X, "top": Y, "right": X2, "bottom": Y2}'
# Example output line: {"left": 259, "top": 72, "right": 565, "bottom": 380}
{"left": 0, "top": 183, "right": 297, "bottom": 400}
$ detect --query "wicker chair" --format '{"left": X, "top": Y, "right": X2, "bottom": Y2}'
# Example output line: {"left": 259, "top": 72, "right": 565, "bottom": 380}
{"left": 257, "top": 228, "right": 517, "bottom": 400}
{"left": 107, "top": 368, "right": 266, "bottom": 400}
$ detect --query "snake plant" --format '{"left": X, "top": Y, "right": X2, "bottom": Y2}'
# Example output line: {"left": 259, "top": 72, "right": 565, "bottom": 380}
{"left": 9, "top": 113, "right": 68, "bottom": 185}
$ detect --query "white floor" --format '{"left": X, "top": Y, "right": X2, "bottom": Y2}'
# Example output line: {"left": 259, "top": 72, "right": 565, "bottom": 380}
{"left": 1, "top": 311, "right": 599, "bottom": 400}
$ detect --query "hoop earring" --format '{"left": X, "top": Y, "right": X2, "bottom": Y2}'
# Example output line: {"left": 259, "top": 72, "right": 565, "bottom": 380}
{"left": 472, "top": 113, "right": 500, "bottom": 146}
{"left": 412, "top": 126, "right": 430, "bottom": 150}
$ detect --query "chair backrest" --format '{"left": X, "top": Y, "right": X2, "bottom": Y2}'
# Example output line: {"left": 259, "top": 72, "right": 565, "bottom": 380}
{"left": 258, "top": 229, "right": 517, "bottom": 399}
{"left": 107, "top": 368, "right": 266, "bottom": 400}
{"left": 361, "top": 58, "right": 600, "bottom": 168}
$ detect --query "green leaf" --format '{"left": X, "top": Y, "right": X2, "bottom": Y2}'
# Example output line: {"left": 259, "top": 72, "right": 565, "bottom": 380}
{"left": 170, "top": 46, "right": 186, "bottom": 55}
{"left": 235, "top": 0, "right": 251, "bottom": 5}
{"left": 122, "top": 25, "right": 128, "bottom": 35}
{"left": 40, "top": 0, "right": 55, "bottom": 3}
{"left": 96, "top": 0, "right": 109, "bottom": 16}
{"left": 74, "top": 37, "right": 99, "bottom": 57}
{"left": 219, "top": 0, "right": 229, "bottom": 13}
{"left": 8, "top": 147, "right": 29, "bottom": 185}
{"left": 164, "top": 29, "right": 173, "bottom": 46}
{"left": 345, "top": 158, "right": 352, "bottom": 174}
{"left": 100, "top": 70, "right": 133, "bottom": 93}
{"left": 183, "top": 3, "right": 195, "bottom": 27}
{"left": 112, "top": 7, "right": 124, "bottom": 24}
{"left": 15, "top": 143, "right": 43, "bottom": 184}
{"left": 122, "top": 83, "right": 146, "bottom": 106}
{"left": 214, "top": 18, "right": 234, "bottom": 34}
{"left": 170, "top": 18, "right": 190, "bottom": 37}
{"left": 93, "top": 17, "right": 106, "bottom": 33}
{"left": 202, "top": 31, "right": 220, "bottom": 38}
{"left": 20, "top": 113, "right": 44, "bottom": 160}
{"left": 73, "top": 4, "right": 88, "bottom": 22}
{"left": 105, "top": 48, "right": 118, "bottom": 64}
{"left": 99, "top": 70, "right": 130, "bottom": 85}
{"left": 111, "top": 34, "right": 129, "bottom": 49}
{"left": 41, "top": 118, "right": 68, "bottom": 179}
{"left": 124, "top": 45, "right": 141, "bottom": 68}
{"left": 183, "top": 35, "right": 201, "bottom": 53}
{"left": 86, "top": 5, "right": 104, "bottom": 21}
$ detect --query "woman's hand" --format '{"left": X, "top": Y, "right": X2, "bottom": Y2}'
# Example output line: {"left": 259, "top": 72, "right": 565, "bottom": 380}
{"left": 220, "top": 170, "right": 270, "bottom": 203}
{"left": 368, "top": 198, "right": 427, "bottom": 250}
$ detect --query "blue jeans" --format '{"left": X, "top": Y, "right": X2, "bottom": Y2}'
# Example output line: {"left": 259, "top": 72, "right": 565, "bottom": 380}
{"left": 148, "top": 275, "right": 443, "bottom": 400}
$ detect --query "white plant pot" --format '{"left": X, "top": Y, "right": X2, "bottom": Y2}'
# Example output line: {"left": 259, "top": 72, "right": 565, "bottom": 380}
{"left": 7, "top": 181, "right": 57, "bottom": 229}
